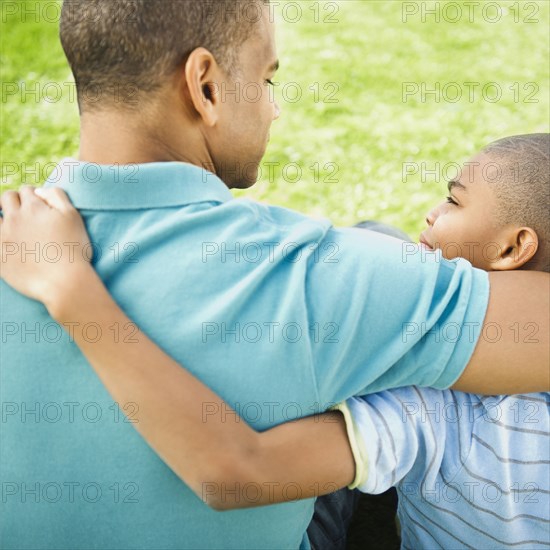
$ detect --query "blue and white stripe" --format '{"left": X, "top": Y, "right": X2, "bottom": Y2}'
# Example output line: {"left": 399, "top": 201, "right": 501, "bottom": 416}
{"left": 348, "top": 389, "right": 549, "bottom": 548}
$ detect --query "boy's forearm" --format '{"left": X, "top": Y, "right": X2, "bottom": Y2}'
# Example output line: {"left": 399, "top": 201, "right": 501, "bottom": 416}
{"left": 452, "top": 271, "right": 550, "bottom": 394}
{"left": 47, "top": 269, "right": 355, "bottom": 509}
{"left": 47, "top": 268, "right": 262, "bottom": 501}
{"left": 251, "top": 412, "right": 354, "bottom": 507}
{"left": 199, "top": 411, "right": 354, "bottom": 510}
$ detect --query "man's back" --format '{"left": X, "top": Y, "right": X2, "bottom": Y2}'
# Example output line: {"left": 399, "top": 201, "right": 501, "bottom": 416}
{"left": 1, "top": 160, "right": 490, "bottom": 548}
{"left": 1, "top": 163, "right": 321, "bottom": 549}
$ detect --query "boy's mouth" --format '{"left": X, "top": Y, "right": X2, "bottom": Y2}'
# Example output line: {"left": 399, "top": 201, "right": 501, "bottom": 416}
{"left": 419, "top": 233, "right": 433, "bottom": 250}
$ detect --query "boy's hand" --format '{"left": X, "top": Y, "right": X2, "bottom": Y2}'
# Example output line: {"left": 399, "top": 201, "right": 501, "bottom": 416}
{"left": 0, "top": 186, "right": 93, "bottom": 313}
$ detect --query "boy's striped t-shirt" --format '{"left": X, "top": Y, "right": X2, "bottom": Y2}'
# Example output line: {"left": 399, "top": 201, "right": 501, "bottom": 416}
{"left": 346, "top": 390, "right": 550, "bottom": 549}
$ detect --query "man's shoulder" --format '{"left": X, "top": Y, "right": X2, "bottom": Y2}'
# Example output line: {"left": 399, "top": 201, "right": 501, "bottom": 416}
{"left": 197, "top": 198, "right": 403, "bottom": 267}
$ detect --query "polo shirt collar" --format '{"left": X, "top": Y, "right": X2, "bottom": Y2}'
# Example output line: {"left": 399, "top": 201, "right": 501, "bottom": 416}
{"left": 44, "top": 158, "right": 233, "bottom": 210}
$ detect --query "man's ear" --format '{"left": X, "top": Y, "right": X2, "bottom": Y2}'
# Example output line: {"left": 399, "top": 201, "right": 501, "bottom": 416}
{"left": 183, "top": 47, "right": 222, "bottom": 127}
{"left": 492, "top": 227, "right": 539, "bottom": 271}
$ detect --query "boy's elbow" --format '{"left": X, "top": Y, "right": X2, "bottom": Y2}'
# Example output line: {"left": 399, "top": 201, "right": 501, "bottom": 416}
{"left": 204, "top": 494, "right": 236, "bottom": 512}
{"left": 192, "top": 444, "right": 264, "bottom": 511}
{"left": 197, "top": 464, "right": 255, "bottom": 511}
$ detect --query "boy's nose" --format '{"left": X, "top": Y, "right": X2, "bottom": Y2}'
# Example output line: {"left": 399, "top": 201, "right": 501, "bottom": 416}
{"left": 425, "top": 208, "right": 437, "bottom": 227}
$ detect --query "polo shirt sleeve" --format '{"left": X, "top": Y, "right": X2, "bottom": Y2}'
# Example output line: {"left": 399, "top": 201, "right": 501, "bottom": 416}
{"left": 305, "top": 227, "right": 490, "bottom": 406}
{"left": 338, "top": 390, "right": 457, "bottom": 494}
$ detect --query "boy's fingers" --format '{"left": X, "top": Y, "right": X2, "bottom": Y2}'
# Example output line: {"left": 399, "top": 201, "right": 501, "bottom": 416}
{"left": 19, "top": 185, "right": 39, "bottom": 206}
{"left": 35, "top": 187, "right": 73, "bottom": 212}
{"left": 0, "top": 190, "right": 22, "bottom": 215}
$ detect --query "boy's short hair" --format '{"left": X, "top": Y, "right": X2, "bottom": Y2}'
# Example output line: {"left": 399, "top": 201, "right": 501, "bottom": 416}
{"left": 60, "top": 0, "right": 269, "bottom": 112}
{"left": 482, "top": 133, "right": 550, "bottom": 272}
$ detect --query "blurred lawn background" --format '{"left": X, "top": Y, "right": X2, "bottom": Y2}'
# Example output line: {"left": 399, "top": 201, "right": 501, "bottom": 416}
{"left": 1, "top": 0, "right": 549, "bottom": 238}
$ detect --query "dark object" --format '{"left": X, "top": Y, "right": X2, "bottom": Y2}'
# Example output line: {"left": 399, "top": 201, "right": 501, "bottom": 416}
{"left": 307, "top": 488, "right": 363, "bottom": 550}
{"left": 346, "top": 489, "right": 400, "bottom": 550}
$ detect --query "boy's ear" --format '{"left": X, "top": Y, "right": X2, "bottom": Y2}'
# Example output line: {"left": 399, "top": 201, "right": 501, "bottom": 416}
{"left": 182, "top": 47, "right": 222, "bottom": 127}
{"left": 492, "top": 227, "right": 539, "bottom": 271}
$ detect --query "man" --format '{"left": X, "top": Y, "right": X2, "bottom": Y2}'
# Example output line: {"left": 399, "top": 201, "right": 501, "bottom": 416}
{"left": 1, "top": 1, "right": 548, "bottom": 549}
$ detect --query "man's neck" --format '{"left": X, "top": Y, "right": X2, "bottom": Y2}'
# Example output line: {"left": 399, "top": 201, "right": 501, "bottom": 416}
{"left": 78, "top": 110, "right": 213, "bottom": 170}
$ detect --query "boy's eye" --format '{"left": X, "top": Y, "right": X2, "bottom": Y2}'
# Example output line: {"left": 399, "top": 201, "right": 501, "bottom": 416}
{"left": 446, "top": 196, "right": 458, "bottom": 206}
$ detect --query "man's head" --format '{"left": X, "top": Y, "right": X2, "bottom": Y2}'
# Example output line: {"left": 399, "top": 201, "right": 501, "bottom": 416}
{"left": 420, "top": 134, "right": 549, "bottom": 272}
{"left": 60, "top": 0, "right": 280, "bottom": 188}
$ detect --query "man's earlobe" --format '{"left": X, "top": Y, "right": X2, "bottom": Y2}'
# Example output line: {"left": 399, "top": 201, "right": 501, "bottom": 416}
{"left": 493, "top": 227, "right": 539, "bottom": 271}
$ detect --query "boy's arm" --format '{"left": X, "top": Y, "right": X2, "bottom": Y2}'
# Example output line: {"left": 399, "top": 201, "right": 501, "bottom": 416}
{"left": 49, "top": 267, "right": 355, "bottom": 510}
{"left": 452, "top": 270, "right": 549, "bottom": 394}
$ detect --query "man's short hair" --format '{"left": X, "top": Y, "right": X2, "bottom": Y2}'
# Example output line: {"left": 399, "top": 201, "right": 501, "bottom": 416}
{"left": 482, "top": 133, "right": 550, "bottom": 272}
{"left": 60, "top": 0, "right": 269, "bottom": 112}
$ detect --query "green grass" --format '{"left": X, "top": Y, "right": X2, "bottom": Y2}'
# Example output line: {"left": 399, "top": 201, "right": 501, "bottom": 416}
{"left": 1, "top": 0, "right": 549, "bottom": 238}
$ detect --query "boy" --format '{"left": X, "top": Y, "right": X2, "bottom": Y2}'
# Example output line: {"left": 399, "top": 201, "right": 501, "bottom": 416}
{"left": 339, "top": 133, "right": 549, "bottom": 548}
{"left": 338, "top": 379, "right": 549, "bottom": 548}
{"left": 0, "top": 134, "right": 548, "bottom": 549}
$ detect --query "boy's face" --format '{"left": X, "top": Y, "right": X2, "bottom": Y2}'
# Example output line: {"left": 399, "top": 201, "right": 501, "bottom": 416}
{"left": 420, "top": 153, "right": 508, "bottom": 270}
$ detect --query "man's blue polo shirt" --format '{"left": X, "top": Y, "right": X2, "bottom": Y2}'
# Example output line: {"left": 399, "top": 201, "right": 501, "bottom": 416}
{"left": 0, "top": 159, "right": 489, "bottom": 549}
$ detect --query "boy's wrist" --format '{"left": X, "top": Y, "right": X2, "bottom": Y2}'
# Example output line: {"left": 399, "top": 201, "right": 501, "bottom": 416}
{"left": 44, "top": 264, "right": 102, "bottom": 322}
